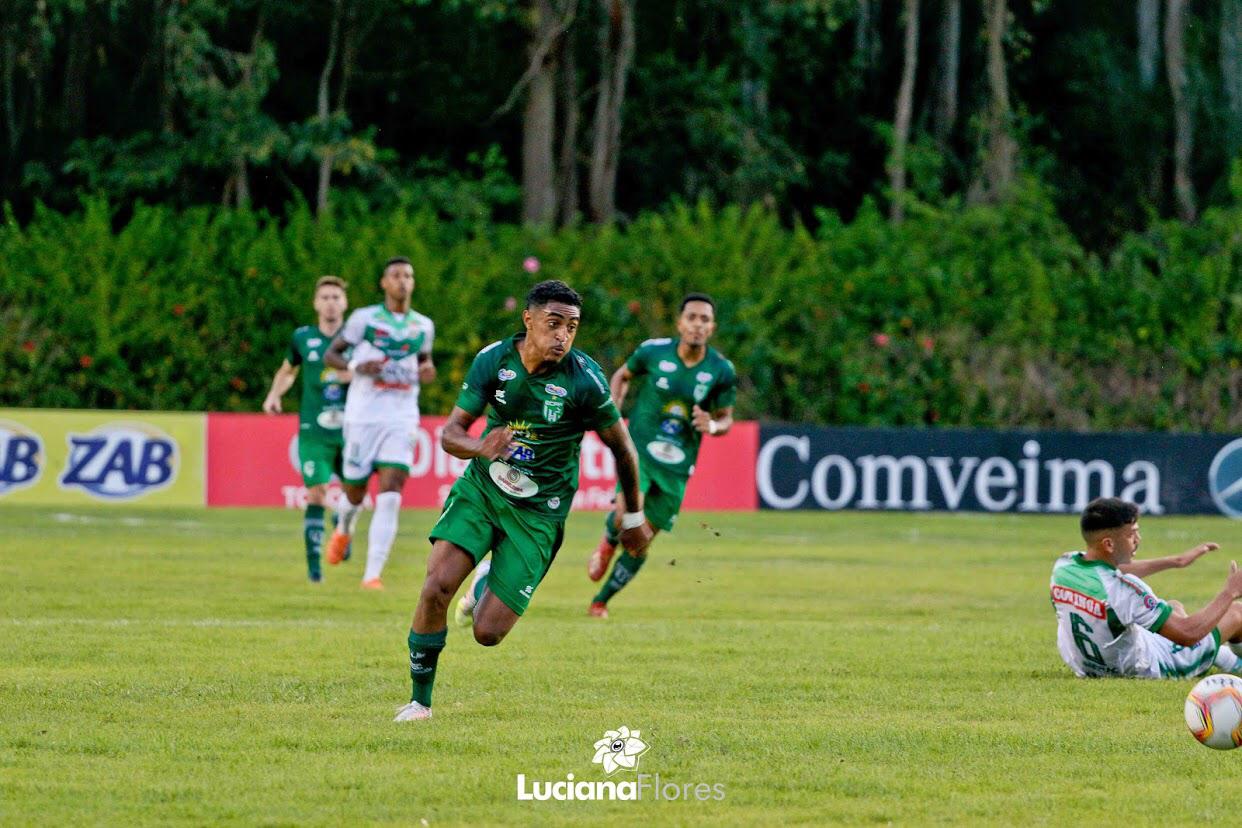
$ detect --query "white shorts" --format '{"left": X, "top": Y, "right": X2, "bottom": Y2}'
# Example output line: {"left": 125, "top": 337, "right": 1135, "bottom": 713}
{"left": 1128, "top": 627, "right": 1220, "bottom": 679}
{"left": 342, "top": 421, "right": 415, "bottom": 483}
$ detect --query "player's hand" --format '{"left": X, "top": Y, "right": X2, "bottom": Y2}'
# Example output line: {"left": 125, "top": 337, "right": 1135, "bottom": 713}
{"left": 477, "top": 426, "right": 515, "bottom": 461}
{"left": 1227, "top": 560, "right": 1242, "bottom": 599}
{"left": 419, "top": 362, "right": 437, "bottom": 384}
{"left": 262, "top": 395, "right": 281, "bottom": 414}
{"left": 620, "top": 521, "right": 654, "bottom": 552}
{"left": 1177, "top": 542, "right": 1219, "bottom": 568}
{"left": 355, "top": 359, "right": 386, "bottom": 376}
{"left": 691, "top": 405, "right": 714, "bottom": 434}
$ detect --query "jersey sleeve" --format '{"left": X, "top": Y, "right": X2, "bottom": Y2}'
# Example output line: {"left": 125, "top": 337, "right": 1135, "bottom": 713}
{"left": 708, "top": 359, "right": 738, "bottom": 411}
{"left": 625, "top": 345, "right": 648, "bottom": 376}
{"left": 339, "top": 309, "right": 368, "bottom": 346}
{"left": 577, "top": 357, "right": 621, "bottom": 431}
{"left": 286, "top": 331, "right": 302, "bottom": 366}
{"left": 419, "top": 317, "right": 435, "bottom": 356}
{"left": 1111, "top": 573, "right": 1173, "bottom": 632}
{"left": 454, "top": 343, "right": 499, "bottom": 417}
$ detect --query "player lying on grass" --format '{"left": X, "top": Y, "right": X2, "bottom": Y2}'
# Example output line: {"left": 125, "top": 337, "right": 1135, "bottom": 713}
{"left": 585, "top": 293, "right": 737, "bottom": 618}
{"left": 261, "top": 275, "right": 352, "bottom": 582}
{"left": 1050, "top": 496, "right": 1242, "bottom": 679}
{"left": 324, "top": 257, "right": 436, "bottom": 590}
{"left": 394, "top": 280, "right": 652, "bottom": 721}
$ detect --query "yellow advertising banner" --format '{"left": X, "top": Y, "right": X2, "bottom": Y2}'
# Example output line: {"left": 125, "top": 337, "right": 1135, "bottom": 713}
{"left": 0, "top": 409, "right": 205, "bottom": 506}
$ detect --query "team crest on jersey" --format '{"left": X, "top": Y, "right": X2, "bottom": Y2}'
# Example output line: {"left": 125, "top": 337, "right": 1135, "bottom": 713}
{"left": 656, "top": 377, "right": 670, "bottom": 390}
{"left": 498, "top": 369, "right": 517, "bottom": 381}
{"left": 308, "top": 350, "right": 319, "bottom": 361}
{"left": 543, "top": 400, "right": 564, "bottom": 423}
{"left": 545, "top": 383, "right": 567, "bottom": 397}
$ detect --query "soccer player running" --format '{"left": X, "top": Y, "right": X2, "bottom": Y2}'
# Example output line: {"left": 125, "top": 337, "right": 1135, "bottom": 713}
{"left": 262, "top": 275, "right": 352, "bottom": 582}
{"left": 394, "top": 280, "right": 652, "bottom": 722}
{"left": 584, "top": 292, "right": 737, "bottom": 618}
{"left": 323, "top": 257, "right": 435, "bottom": 590}
{"left": 1050, "top": 497, "right": 1242, "bottom": 679}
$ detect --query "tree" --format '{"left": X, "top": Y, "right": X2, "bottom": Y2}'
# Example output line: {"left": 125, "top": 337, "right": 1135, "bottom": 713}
{"left": 888, "top": 0, "right": 920, "bottom": 223}
{"left": 520, "top": 0, "right": 574, "bottom": 225}
{"left": 970, "top": 0, "right": 1016, "bottom": 204}
{"left": 587, "top": 0, "right": 635, "bottom": 222}
{"left": 933, "top": 0, "right": 961, "bottom": 147}
{"left": 1222, "top": 0, "right": 1242, "bottom": 158}
{"left": 1164, "top": 0, "right": 1195, "bottom": 221}
{"left": 1138, "top": 0, "right": 1161, "bottom": 90}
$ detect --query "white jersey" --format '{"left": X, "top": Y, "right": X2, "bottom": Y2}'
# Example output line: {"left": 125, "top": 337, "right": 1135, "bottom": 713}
{"left": 1049, "top": 552, "right": 1177, "bottom": 677}
{"left": 339, "top": 304, "right": 434, "bottom": 426}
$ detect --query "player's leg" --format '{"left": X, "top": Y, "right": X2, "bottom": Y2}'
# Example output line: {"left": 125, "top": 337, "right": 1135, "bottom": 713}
{"left": 396, "top": 480, "right": 492, "bottom": 722}
{"left": 588, "top": 466, "right": 653, "bottom": 581}
{"left": 1146, "top": 627, "right": 1225, "bottom": 678}
{"left": 360, "top": 423, "right": 414, "bottom": 588}
{"left": 590, "top": 478, "right": 681, "bottom": 616}
{"left": 471, "top": 508, "right": 563, "bottom": 646}
{"left": 454, "top": 556, "right": 491, "bottom": 627}
{"left": 1213, "top": 605, "right": 1242, "bottom": 674}
{"left": 327, "top": 423, "right": 374, "bottom": 565}
{"left": 298, "top": 437, "right": 336, "bottom": 582}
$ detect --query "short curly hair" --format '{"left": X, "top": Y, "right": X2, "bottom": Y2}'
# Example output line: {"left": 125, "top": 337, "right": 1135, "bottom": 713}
{"left": 526, "top": 279, "right": 582, "bottom": 309}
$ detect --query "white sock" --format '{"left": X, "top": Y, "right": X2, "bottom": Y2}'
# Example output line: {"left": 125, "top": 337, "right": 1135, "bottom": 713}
{"left": 1220, "top": 643, "right": 1242, "bottom": 673}
{"left": 337, "top": 496, "right": 363, "bottom": 536}
{"left": 363, "top": 491, "right": 401, "bottom": 581}
{"left": 465, "top": 558, "right": 491, "bottom": 610}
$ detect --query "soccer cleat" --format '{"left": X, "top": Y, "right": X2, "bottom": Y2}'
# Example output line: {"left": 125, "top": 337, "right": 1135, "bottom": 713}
{"left": 587, "top": 538, "right": 617, "bottom": 582}
{"left": 361, "top": 578, "right": 384, "bottom": 590}
{"left": 588, "top": 601, "right": 609, "bottom": 619}
{"left": 308, "top": 571, "right": 323, "bottom": 584}
{"left": 454, "top": 593, "right": 475, "bottom": 627}
{"left": 393, "top": 700, "right": 433, "bottom": 722}
{"left": 325, "top": 531, "right": 351, "bottom": 566}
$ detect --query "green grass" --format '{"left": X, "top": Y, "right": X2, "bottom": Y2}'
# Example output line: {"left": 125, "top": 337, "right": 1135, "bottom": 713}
{"left": 4, "top": 507, "right": 1242, "bottom": 825}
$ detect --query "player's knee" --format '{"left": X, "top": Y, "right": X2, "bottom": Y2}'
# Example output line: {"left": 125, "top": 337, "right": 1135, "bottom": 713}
{"left": 418, "top": 572, "right": 457, "bottom": 610}
{"left": 306, "top": 486, "right": 327, "bottom": 506}
{"left": 473, "top": 624, "right": 506, "bottom": 647}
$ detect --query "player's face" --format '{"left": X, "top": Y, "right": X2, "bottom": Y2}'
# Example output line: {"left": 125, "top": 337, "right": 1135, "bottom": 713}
{"left": 522, "top": 302, "right": 580, "bottom": 363}
{"left": 1110, "top": 521, "right": 1141, "bottom": 564}
{"left": 314, "top": 286, "right": 347, "bottom": 322}
{"left": 380, "top": 264, "right": 414, "bottom": 302}
{"left": 677, "top": 300, "right": 716, "bottom": 347}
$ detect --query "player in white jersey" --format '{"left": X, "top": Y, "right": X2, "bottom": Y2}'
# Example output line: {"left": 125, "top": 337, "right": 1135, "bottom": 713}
{"left": 323, "top": 257, "right": 436, "bottom": 589}
{"left": 1050, "top": 497, "right": 1242, "bottom": 679}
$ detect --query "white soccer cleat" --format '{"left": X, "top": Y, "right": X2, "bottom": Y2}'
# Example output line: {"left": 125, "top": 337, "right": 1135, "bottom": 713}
{"left": 453, "top": 593, "right": 475, "bottom": 627}
{"left": 393, "top": 700, "right": 433, "bottom": 722}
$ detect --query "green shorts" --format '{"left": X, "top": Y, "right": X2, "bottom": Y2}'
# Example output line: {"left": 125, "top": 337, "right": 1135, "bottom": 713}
{"left": 429, "top": 470, "right": 564, "bottom": 616}
{"left": 298, "top": 433, "right": 345, "bottom": 487}
{"left": 616, "top": 465, "right": 687, "bottom": 532}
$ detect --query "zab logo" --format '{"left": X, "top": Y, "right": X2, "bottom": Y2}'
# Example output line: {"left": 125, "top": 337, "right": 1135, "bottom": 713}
{"left": 60, "top": 422, "right": 178, "bottom": 499}
{"left": 0, "top": 420, "right": 44, "bottom": 496}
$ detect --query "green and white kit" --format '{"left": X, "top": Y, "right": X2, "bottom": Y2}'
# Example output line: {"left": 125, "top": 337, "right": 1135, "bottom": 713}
{"left": 287, "top": 325, "right": 349, "bottom": 487}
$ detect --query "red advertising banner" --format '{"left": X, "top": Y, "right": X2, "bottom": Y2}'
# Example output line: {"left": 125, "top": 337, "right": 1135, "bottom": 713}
{"left": 206, "top": 413, "right": 758, "bottom": 511}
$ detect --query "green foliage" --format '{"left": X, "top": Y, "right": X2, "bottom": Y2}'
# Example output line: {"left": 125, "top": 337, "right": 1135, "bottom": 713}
{"left": 2, "top": 189, "right": 1240, "bottom": 430}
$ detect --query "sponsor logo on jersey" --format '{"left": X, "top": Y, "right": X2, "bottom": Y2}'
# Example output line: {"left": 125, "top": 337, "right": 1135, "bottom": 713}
{"left": 508, "top": 443, "right": 536, "bottom": 462}
{"left": 696, "top": 371, "right": 713, "bottom": 383}
{"left": 308, "top": 350, "right": 319, "bottom": 361}
{"left": 547, "top": 497, "right": 560, "bottom": 510}
{"left": 1143, "top": 594, "right": 1160, "bottom": 611}
{"left": 646, "top": 440, "right": 687, "bottom": 466}
{"left": 543, "top": 400, "right": 565, "bottom": 423}
{"left": 659, "top": 418, "right": 684, "bottom": 436}
{"left": 1050, "top": 585, "right": 1105, "bottom": 619}
{"left": 462, "top": 381, "right": 469, "bottom": 390}
{"left": 0, "top": 420, "right": 44, "bottom": 496}
{"left": 316, "top": 410, "right": 344, "bottom": 430}
{"left": 307, "top": 338, "right": 322, "bottom": 347}
{"left": 499, "top": 368, "right": 518, "bottom": 381}
{"left": 495, "top": 389, "right": 507, "bottom": 405}
{"left": 60, "top": 423, "right": 178, "bottom": 499}
{"left": 693, "top": 383, "right": 709, "bottom": 402}
{"left": 323, "top": 385, "right": 344, "bottom": 402}
{"left": 656, "top": 377, "right": 670, "bottom": 390}
{"left": 488, "top": 460, "right": 539, "bottom": 498}
{"left": 545, "top": 383, "right": 567, "bottom": 397}
{"left": 658, "top": 360, "right": 677, "bottom": 373}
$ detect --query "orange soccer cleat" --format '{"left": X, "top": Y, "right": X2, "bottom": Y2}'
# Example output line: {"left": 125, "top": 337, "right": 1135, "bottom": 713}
{"left": 587, "top": 537, "right": 617, "bottom": 582}
{"left": 325, "top": 531, "right": 351, "bottom": 566}
{"left": 588, "top": 601, "right": 609, "bottom": 619}
{"left": 361, "top": 578, "right": 384, "bottom": 591}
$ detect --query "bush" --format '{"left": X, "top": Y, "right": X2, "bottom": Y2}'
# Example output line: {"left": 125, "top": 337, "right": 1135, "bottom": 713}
{"left": 2, "top": 186, "right": 1240, "bottom": 431}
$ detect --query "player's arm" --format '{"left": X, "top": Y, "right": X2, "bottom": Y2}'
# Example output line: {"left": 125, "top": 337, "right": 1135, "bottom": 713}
{"left": 609, "top": 365, "right": 633, "bottom": 409}
{"left": 1121, "top": 542, "right": 1218, "bottom": 578}
{"left": 596, "top": 419, "right": 653, "bottom": 551}
{"left": 418, "top": 352, "right": 436, "bottom": 383}
{"left": 692, "top": 404, "right": 734, "bottom": 437}
{"left": 440, "top": 407, "right": 513, "bottom": 461}
{"left": 326, "top": 332, "right": 383, "bottom": 376}
{"left": 262, "top": 360, "right": 299, "bottom": 414}
{"left": 1157, "top": 561, "right": 1242, "bottom": 646}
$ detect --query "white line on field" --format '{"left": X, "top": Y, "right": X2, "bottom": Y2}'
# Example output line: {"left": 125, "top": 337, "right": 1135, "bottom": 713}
{"left": 0, "top": 617, "right": 382, "bottom": 629}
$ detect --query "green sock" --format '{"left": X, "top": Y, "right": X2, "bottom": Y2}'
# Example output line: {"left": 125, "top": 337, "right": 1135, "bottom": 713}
{"left": 603, "top": 511, "right": 620, "bottom": 546}
{"left": 594, "top": 552, "right": 646, "bottom": 604}
{"left": 409, "top": 628, "right": 447, "bottom": 707}
{"left": 304, "top": 505, "right": 325, "bottom": 579}
{"left": 472, "top": 571, "right": 488, "bottom": 604}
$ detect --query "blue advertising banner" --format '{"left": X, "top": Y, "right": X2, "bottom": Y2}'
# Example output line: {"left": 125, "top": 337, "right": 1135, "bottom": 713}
{"left": 757, "top": 425, "right": 1242, "bottom": 517}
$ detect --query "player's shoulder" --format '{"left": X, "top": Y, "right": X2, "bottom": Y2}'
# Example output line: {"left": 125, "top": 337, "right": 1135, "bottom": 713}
{"left": 567, "top": 349, "right": 611, "bottom": 393}
{"left": 409, "top": 308, "right": 435, "bottom": 329}
{"left": 291, "top": 324, "right": 317, "bottom": 340}
{"left": 637, "top": 336, "right": 674, "bottom": 351}
{"left": 470, "top": 336, "right": 513, "bottom": 366}
{"left": 708, "top": 346, "right": 737, "bottom": 376}
{"left": 348, "top": 303, "right": 383, "bottom": 322}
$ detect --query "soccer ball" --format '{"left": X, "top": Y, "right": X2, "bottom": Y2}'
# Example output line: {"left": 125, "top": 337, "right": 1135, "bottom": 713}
{"left": 1184, "top": 674, "right": 1242, "bottom": 750}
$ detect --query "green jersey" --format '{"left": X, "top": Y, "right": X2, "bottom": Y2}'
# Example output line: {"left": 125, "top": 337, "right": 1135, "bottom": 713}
{"left": 455, "top": 334, "right": 622, "bottom": 519}
{"left": 287, "top": 325, "right": 349, "bottom": 445}
{"left": 624, "top": 337, "right": 737, "bottom": 479}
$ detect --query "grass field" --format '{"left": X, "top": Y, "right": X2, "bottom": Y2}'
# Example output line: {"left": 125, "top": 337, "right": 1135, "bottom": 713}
{"left": 5, "top": 506, "right": 1242, "bottom": 825}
